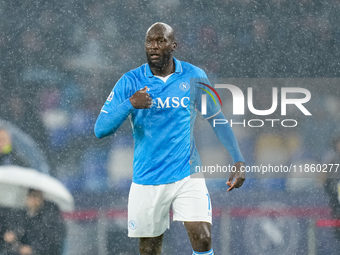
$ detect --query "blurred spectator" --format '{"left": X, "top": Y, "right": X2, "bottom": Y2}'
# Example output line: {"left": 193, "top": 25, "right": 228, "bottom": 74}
{"left": 2, "top": 189, "right": 66, "bottom": 255}
{"left": 0, "top": 207, "right": 11, "bottom": 254}
{"left": 0, "top": 207, "right": 26, "bottom": 255}
{"left": 0, "top": 129, "right": 28, "bottom": 168}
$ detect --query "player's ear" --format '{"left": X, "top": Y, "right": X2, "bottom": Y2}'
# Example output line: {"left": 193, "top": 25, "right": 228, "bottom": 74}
{"left": 172, "top": 41, "right": 177, "bottom": 51}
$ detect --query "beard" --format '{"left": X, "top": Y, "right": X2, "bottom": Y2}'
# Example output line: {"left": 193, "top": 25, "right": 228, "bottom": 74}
{"left": 146, "top": 51, "right": 172, "bottom": 70}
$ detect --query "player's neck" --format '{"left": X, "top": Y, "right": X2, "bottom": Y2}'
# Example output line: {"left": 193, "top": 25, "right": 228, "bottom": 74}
{"left": 150, "top": 58, "right": 175, "bottom": 77}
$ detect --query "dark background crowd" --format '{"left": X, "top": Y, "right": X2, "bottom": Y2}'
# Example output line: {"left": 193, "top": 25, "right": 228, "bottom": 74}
{"left": 0, "top": 0, "right": 339, "bottom": 193}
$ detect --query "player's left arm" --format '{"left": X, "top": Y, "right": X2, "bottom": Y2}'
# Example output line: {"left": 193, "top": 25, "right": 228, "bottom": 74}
{"left": 196, "top": 68, "right": 245, "bottom": 191}
{"left": 206, "top": 111, "right": 245, "bottom": 192}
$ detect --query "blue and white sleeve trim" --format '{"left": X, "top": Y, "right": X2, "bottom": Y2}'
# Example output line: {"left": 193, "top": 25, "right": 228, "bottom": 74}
{"left": 193, "top": 248, "right": 214, "bottom": 255}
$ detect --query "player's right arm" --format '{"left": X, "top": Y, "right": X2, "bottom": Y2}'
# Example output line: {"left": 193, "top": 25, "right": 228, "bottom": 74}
{"left": 94, "top": 75, "right": 151, "bottom": 139}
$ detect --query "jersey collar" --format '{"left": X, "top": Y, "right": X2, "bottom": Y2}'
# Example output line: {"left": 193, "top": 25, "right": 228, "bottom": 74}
{"left": 144, "top": 57, "right": 182, "bottom": 78}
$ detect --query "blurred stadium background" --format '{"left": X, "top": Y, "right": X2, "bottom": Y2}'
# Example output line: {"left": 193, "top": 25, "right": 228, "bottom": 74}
{"left": 1, "top": 0, "right": 340, "bottom": 254}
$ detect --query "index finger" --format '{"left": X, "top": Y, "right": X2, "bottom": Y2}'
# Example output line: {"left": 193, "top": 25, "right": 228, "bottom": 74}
{"left": 227, "top": 182, "right": 236, "bottom": 192}
{"left": 228, "top": 178, "right": 245, "bottom": 192}
{"left": 226, "top": 177, "right": 233, "bottom": 187}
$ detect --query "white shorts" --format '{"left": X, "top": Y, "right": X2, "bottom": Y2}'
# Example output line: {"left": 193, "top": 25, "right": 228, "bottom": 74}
{"left": 128, "top": 174, "right": 212, "bottom": 237}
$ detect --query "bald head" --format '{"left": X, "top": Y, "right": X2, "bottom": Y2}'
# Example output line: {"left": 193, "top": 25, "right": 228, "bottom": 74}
{"left": 146, "top": 22, "right": 175, "bottom": 43}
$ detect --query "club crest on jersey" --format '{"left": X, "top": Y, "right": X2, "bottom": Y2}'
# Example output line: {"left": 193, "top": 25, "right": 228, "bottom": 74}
{"left": 107, "top": 92, "right": 114, "bottom": 101}
{"left": 179, "top": 82, "right": 190, "bottom": 91}
{"left": 128, "top": 220, "right": 138, "bottom": 230}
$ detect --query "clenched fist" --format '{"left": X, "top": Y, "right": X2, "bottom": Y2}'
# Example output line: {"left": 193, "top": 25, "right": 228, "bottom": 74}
{"left": 129, "top": 86, "right": 152, "bottom": 109}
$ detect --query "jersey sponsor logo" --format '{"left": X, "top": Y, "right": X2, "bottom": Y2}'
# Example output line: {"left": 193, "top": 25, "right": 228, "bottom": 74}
{"left": 179, "top": 82, "right": 190, "bottom": 91}
{"left": 107, "top": 91, "right": 114, "bottom": 102}
{"left": 128, "top": 220, "right": 138, "bottom": 230}
{"left": 155, "top": 97, "right": 189, "bottom": 108}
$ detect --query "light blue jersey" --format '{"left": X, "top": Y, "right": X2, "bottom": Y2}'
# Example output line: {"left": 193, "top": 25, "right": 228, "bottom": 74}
{"left": 95, "top": 57, "right": 243, "bottom": 185}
